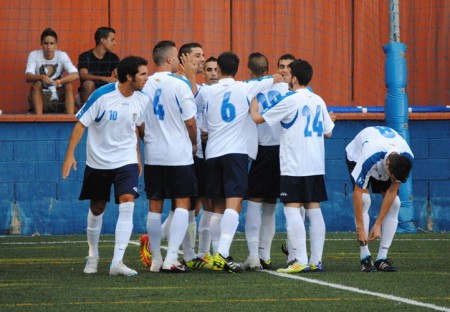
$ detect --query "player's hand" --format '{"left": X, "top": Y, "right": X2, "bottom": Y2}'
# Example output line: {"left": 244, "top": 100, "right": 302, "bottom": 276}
{"left": 62, "top": 155, "right": 77, "bottom": 179}
{"left": 356, "top": 228, "right": 368, "bottom": 246}
{"left": 180, "top": 53, "right": 196, "bottom": 78}
{"left": 368, "top": 224, "right": 381, "bottom": 241}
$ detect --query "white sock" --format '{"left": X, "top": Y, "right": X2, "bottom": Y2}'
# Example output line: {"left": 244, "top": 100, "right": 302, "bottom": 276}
{"left": 284, "top": 207, "right": 308, "bottom": 265}
{"left": 166, "top": 208, "right": 189, "bottom": 262}
{"left": 210, "top": 212, "right": 223, "bottom": 255}
{"left": 259, "top": 203, "right": 276, "bottom": 261}
{"left": 182, "top": 210, "right": 197, "bottom": 262}
{"left": 359, "top": 193, "right": 372, "bottom": 259}
{"left": 197, "top": 211, "right": 212, "bottom": 257}
{"left": 112, "top": 202, "right": 134, "bottom": 266}
{"left": 245, "top": 201, "right": 262, "bottom": 257}
{"left": 300, "top": 206, "right": 305, "bottom": 221}
{"left": 377, "top": 196, "right": 400, "bottom": 261}
{"left": 87, "top": 209, "right": 103, "bottom": 258}
{"left": 188, "top": 210, "right": 197, "bottom": 249}
{"left": 161, "top": 210, "right": 173, "bottom": 241}
{"left": 147, "top": 212, "right": 162, "bottom": 262}
{"left": 306, "top": 208, "right": 326, "bottom": 265}
{"left": 218, "top": 209, "right": 240, "bottom": 258}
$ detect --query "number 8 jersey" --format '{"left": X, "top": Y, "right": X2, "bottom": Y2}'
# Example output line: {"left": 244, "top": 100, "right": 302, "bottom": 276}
{"left": 262, "top": 88, "right": 334, "bottom": 177}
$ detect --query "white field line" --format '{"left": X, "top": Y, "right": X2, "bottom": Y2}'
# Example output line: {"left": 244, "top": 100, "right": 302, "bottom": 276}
{"left": 263, "top": 270, "right": 450, "bottom": 312}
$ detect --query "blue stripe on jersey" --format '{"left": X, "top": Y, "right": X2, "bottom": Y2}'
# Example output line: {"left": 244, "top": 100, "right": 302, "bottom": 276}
{"left": 175, "top": 96, "right": 182, "bottom": 113}
{"left": 280, "top": 109, "right": 299, "bottom": 129}
{"left": 169, "top": 73, "right": 192, "bottom": 90}
{"left": 355, "top": 151, "right": 386, "bottom": 188}
{"left": 76, "top": 83, "right": 116, "bottom": 119}
{"left": 261, "top": 91, "right": 296, "bottom": 115}
{"left": 243, "top": 75, "right": 273, "bottom": 83}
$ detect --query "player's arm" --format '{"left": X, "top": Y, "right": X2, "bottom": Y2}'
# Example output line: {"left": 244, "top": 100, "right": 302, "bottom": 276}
{"left": 62, "top": 121, "right": 86, "bottom": 179}
{"left": 368, "top": 181, "right": 400, "bottom": 241}
{"left": 272, "top": 73, "right": 283, "bottom": 84}
{"left": 249, "top": 97, "right": 265, "bottom": 124}
{"left": 184, "top": 116, "right": 198, "bottom": 155}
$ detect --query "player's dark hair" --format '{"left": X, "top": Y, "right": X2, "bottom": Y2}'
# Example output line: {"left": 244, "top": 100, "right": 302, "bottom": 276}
{"left": 205, "top": 56, "right": 217, "bottom": 64}
{"left": 178, "top": 42, "right": 203, "bottom": 60}
{"left": 95, "top": 26, "right": 115, "bottom": 45}
{"left": 277, "top": 53, "right": 296, "bottom": 67}
{"left": 117, "top": 55, "right": 148, "bottom": 83}
{"left": 153, "top": 40, "right": 176, "bottom": 66}
{"left": 389, "top": 154, "right": 413, "bottom": 183}
{"left": 289, "top": 59, "right": 313, "bottom": 86}
{"left": 217, "top": 51, "right": 240, "bottom": 77}
{"left": 40, "top": 28, "right": 58, "bottom": 43}
{"left": 248, "top": 52, "right": 269, "bottom": 77}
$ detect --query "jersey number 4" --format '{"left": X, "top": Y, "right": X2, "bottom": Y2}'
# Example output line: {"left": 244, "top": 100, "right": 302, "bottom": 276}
{"left": 153, "top": 89, "right": 165, "bottom": 120}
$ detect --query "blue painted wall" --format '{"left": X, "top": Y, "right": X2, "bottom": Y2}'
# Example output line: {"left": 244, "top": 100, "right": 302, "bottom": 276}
{"left": 0, "top": 120, "right": 448, "bottom": 235}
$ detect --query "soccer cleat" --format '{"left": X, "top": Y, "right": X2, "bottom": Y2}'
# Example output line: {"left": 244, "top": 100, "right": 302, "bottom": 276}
{"left": 201, "top": 253, "right": 214, "bottom": 266}
{"left": 240, "top": 256, "right": 262, "bottom": 271}
{"left": 310, "top": 261, "right": 324, "bottom": 272}
{"left": 260, "top": 258, "right": 274, "bottom": 270}
{"left": 139, "top": 234, "right": 152, "bottom": 268}
{"left": 183, "top": 257, "right": 213, "bottom": 269}
{"left": 109, "top": 261, "right": 138, "bottom": 276}
{"left": 375, "top": 258, "right": 397, "bottom": 272}
{"left": 213, "top": 252, "right": 242, "bottom": 273}
{"left": 281, "top": 241, "right": 289, "bottom": 256}
{"left": 360, "top": 255, "right": 377, "bottom": 272}
{"left": 162, "top": 259, "right": 187, "bottom": 273}
{"left": 276, "top": 259, "right": 311, "bottom": 273}
{"left": 83, "top": 256, "right": 99, "bottom": 274}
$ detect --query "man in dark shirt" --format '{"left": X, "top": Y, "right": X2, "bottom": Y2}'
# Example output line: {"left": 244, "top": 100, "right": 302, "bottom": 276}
{"left": 77, "top": 26, "right": 120, "bottom": 105}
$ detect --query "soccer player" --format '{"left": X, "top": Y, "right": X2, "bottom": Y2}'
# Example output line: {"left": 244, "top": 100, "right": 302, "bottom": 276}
{"left": 203, "top": 56, "right": 218, "bottom": 85}
{"left": 62, "top": 56, "right": 149, "bottom": 276}
{"left": 196, "top": 51, "right": 283, "bottom": 273}
{"left": 346, "top": 126, "right": 413, "bottom": 272}
{"left": 250, "top": 59, "right": 334, "bottom": 273}
{"left": 139, "top": 40, "right": 198, "bottom": 273}
{"left": 241, "top": 52, "right": 290, "bottom": 271}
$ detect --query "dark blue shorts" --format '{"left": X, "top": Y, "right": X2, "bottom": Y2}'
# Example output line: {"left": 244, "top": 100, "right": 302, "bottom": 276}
{"left": 205, "top": 153, "right": 248, "bottom": 199}
{"left": 79, "top": 164, "right": 139, "bottom": 204}
{"left": 248, "top": 145, "right": 280, "bottom": 199}
{"left": 194, "top": 156, "right": 207, "bottom": 198}
{"left": 280, "top": 175, "right": 328, "bottom": 203}
{"left": 345, "top": 157, "right": 391, "bottom": 193}
{"left": 144, "top": 164, "right": 198, "bottom": 200}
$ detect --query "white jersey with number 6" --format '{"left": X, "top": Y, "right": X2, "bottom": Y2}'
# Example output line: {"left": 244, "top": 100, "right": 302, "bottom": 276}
{"left": 262, "top": 88, "right": 334, "bottom": 177}
{"left": 196, "top": 76, "right": 274, "bottom": 159}
{"left": 139, "top": 71, "right": 197, "bottom": 166}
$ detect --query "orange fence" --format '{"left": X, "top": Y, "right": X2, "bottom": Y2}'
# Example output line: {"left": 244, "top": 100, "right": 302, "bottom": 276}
{"left": 0, "top": 0, "right": 448, "bottom": 114}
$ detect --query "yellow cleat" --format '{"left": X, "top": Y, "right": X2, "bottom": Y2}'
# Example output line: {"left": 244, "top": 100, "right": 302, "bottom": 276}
{"left": 276, "top": 259, "right": 311, "bottom": 273}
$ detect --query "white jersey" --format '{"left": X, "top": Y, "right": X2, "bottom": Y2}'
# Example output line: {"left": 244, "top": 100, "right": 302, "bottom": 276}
{"left": 196, "top": 76, "right": 274, "bottom": 159}
{"left": 139, "top": 72, "right": 197, "bottom": 166}
{"left": 345, "top": 126, "right": 414, "bottom": 188}
{"left": 255, "top": 82, "right": 290, "bottom": 146}
{"left": 262, "top": 88, "right": 334, "bottom": 177}
{"left": 25, "top": 50, "right": 78, "bottom": 81}
{"left": 76, "top": 82, "right": 149, "bottom": 169}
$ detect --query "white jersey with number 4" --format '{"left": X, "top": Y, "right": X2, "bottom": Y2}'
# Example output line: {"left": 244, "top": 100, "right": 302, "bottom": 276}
{"left": 346, "top": 126, "right": 414, "bottom": 189}
{"left": 76, "top": 82, "right": 149, "bottom": 170}
{"left": 139, "top": 71, "right": 197, "bottom": 166}
{"left": 196, "top": 76, "right": 274, "bottom": 159}
{"left": 262, "top": 88, "right": 334, "bottom": 177}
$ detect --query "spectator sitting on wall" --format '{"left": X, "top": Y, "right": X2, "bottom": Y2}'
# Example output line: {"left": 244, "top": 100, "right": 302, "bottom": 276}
{"left": 25, "top": 28, "right": 79, "bottom": 115}
{"left": 77, "top": 26, "right": 120, "bottom": 106}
